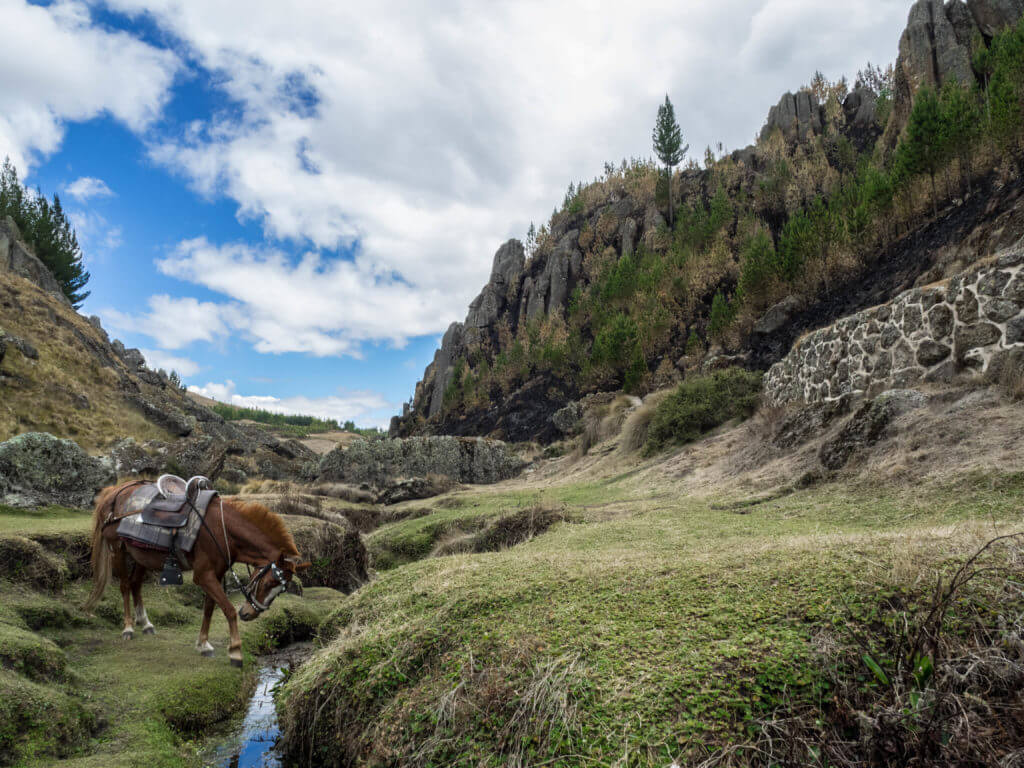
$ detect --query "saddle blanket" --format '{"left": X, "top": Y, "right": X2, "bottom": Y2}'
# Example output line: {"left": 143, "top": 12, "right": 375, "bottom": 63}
{"left": 116, "top": 484, "right": 217, "bottom": 555}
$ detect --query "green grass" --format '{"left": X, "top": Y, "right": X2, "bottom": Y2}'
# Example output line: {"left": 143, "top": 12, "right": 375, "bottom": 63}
{"left": 280, "top": 472, "right": 1024, "bottom": 767}
{"left": 366, "top": 483, "right": 628, "bottom": 570}
{"left": 0, "top": 503, "right": 348, "bottom": 768}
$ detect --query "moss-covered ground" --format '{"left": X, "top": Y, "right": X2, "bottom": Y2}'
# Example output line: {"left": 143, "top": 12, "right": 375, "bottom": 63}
{"left": 0, "top": 504, "right": 345, "bottom": 768}
{"left": 282, "top": 470, "right": 1024, "bottom": 767}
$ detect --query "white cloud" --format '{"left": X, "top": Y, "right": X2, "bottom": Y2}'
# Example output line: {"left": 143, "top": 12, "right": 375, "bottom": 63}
{"left": 100, "top": 294, "right": 230, "bottom": 349}
{"left": 91, "top": 0, "right": 908, "bottom": 350}
{"left": 139, "top": 348, "right": 200, "bottom": 377}
{"left": 188, "top": 380, "right": 394, "bottom": 427}
{"left": 0, "top": 1, "right": 178, "bottom": 171}
{"left": 65, "top": 176, "right": 113, "bottom": 201}
{"left": 68, "top": 209, "right": 122, "bottom": 264}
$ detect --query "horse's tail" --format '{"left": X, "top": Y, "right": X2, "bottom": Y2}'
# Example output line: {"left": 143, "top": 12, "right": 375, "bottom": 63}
{"left": 83, "top": 485, "right": 119, "bottom": 612}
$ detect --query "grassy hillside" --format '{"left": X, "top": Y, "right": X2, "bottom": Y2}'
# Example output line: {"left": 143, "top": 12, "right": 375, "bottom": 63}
{"left": 0, "top": 270, "right": 174, "bottom": 451}
{"left": 280, "top": 381, "right": 1024, "bottom": 766}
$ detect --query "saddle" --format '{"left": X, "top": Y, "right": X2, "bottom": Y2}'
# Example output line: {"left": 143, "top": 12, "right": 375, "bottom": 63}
{"left": 140, "top": 475, "right": 216, "bottom": 528}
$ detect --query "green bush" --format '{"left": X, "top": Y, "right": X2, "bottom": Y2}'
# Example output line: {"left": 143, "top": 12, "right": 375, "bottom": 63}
{"left": 645, "top": 367, "right": 763, "bottom": 454}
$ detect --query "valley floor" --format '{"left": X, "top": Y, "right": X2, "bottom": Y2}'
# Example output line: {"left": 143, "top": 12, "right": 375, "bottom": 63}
{"left": 281, "top": 386, "right": 1024, "bottom": 767}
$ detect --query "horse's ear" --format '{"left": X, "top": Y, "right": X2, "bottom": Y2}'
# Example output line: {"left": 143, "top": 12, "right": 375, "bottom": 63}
{"left": 284, "top": 556, "right": 312, "bottom": 573}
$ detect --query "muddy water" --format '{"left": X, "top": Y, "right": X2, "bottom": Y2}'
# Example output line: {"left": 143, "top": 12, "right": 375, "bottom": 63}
{"left": 206, "top": 643, "right": 312, "bottom": 768}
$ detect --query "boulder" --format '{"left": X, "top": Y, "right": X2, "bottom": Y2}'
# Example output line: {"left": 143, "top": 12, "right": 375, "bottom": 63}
{"left": 375, "top": 475, "right": 454, "bottom": 505}
{"left": 551, "top": 401, "right": 583, "bottom": 436}
{"left": 166, "top": 435, "right": 227, "bottom": 480}
{"left": 0, "top": 218, "right": 69, "bottom": 304}
{"left": 759, "top": 91, "right": 823, "bottom": 143}
{"left": 124, "top": 394, "right": 193, "bottom": 437}
{"left": 753, "top": 296, "right": 802, "bottom": 335}
{"left": 107, "top": 437, "right": 166, "bottom": 477}
{"left": 0, "top": 432, "right": 115, "bottom": 508}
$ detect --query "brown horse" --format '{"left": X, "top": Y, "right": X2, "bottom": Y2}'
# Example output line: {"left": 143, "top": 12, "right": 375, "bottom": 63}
{"left": 84, "top": 481, "right": 309, "bottom": 666}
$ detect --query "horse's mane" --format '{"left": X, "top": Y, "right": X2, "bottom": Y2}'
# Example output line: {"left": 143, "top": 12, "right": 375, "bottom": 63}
{"left": 230, "top": 500, "right": 300, "bottom": 557}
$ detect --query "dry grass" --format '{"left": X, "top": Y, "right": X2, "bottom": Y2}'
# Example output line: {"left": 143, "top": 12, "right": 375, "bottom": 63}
{"left": 308, "top": 482, "right": 376, "bottom": 504}
{"left": 579, "top": 394, "right": 640, "bottom": 455}
{"left": 0, "top": 272, "right": 175, "bottom": 451}
{"left": 618, "top": 389, "right": 672, "bottom": 453}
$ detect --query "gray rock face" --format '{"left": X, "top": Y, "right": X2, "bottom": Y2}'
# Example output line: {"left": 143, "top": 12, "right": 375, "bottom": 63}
{"left": 0, "top": 432, "right": 115, "bottom": 508}
{"left": 167, "top": 435, "right": 228, "bottom": 480}
{"left": 765, "top": 244, "right": 1024, "bottom": 406}
{"left": 0, "top": 218, "right": 69, "bottom": 304}
{"left": 759, "top": 91, "right": 823, "bottom": 143}
{"left": 968, "top": 0, "right": 1024, "bottom": 36}
{"left": 318, "top": 436, "right": 524, "bottom": 488}
{"left": 427, "top": 322, "right": 465, "bottom": 418}
{"left": 842, "top": 87, "right": 878, "bottom": 129}
{"left": 753, "top": 296, "right": 802, "bottom": 335}
{"left": 901, "top": 1, "right": 975, "bottom": 91}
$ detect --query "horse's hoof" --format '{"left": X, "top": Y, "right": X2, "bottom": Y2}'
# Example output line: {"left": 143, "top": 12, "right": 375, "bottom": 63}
{"left": 143, "top": 626, "right": 156, "bottom": 636}
{"left": 230, "top": 657, "right": 243, "bottom": 668}
{"left": 122, "top": 630, "right": 134, "bottom": 640}
{"left": 201, "top": 650, "right": 215, "bottom": 658}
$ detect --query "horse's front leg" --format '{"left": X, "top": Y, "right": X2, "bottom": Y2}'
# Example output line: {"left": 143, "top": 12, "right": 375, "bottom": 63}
{"left": 195, "top": 595, "right": 216, "bottom": 657}
{"left": 195, "top": 571, "right": 243, "bottom": 667}
{"left": 130, "top": 567, "right": 155, "bottom": 635}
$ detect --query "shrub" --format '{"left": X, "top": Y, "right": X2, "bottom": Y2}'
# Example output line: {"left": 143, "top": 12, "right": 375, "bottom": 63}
{"left": 644, "top": 367, "right": 763, "bottom": 454}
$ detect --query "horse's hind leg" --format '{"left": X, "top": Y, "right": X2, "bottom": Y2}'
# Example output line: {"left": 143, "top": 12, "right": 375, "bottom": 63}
{"left": 116, "top": 552, "right": 135, "bottom": 640}
{"left": 195, "top": 595, "right": 216, "bottom": 657}
{"left": 130, "top": 567, "right": 156, "bottom": 636}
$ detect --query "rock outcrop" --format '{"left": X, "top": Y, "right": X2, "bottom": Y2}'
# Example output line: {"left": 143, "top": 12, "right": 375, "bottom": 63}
{"left": 882, "top": 0, "right": 1024, "bottom": 148}
{"left": 0, "top": 218, "right": 68, "bottom": 305}
{"left": 0, "top": 432, "right": 115, "bottom": 508}
{"left": 759, "top": 91, "right": 824, "bottom": 143}
{"left": 765, "top": 243, "right": 1024, "bottom": 406}
{"left": 319, "top": 436, "right": 524, "bottom": 489}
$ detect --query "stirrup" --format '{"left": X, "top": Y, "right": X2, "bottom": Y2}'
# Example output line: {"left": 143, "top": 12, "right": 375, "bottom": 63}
{"left": 158, "top": 552, "right": 183, "bottom": 586}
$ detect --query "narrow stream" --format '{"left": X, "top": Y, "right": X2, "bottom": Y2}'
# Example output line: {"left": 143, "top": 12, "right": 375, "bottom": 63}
{"left": 206, "top": 643, "right": 312, "bottom": 768}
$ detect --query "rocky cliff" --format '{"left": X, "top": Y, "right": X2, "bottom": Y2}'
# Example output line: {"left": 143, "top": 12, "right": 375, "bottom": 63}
{"left": 394, "top": 0, "right": 1024, "bottom": 444}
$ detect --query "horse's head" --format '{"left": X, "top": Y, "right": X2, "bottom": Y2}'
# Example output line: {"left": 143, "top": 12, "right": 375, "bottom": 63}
{"left": 238, "top": 555, "right": 310, "bottom": 621}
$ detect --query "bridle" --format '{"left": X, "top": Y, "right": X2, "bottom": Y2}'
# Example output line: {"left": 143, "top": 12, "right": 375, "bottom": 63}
{"left": 239, "top": 561, "right": 288, "bottom": 614}
{"left": 191, "top": 493, "right": 289, "bottom": 617}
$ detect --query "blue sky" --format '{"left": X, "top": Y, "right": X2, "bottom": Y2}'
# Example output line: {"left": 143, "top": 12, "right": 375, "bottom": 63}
{"left": 4, "top": 0, "right": 911, "bottom": 427}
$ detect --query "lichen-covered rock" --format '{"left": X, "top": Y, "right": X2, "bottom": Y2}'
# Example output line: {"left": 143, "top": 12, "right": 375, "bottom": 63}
{"left": 107, "top": 437, "right": 167, "bottom": 477}
{"left": 765, "top": 244, "right": 1024, "bottom": 406}
{"left": 551, "top": 401, "right": 583, "bottom": 435}
{"left": 0, "top": 432, "right": 115, "bottom": 508}
{"left": 318, "top": 436, "right": 523, "bottom": 488}
{"left": 166, "top": 435, "right": 228, "bottom": 480}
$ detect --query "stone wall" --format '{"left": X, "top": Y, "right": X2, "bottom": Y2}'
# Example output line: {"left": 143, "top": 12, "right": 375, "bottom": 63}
{"left": 765, "top": 244, "right": 1024, "bottom": 406}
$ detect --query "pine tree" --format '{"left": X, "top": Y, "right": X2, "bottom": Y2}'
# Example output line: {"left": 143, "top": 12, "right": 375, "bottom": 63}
{"left": 0, "top": 159, "right": 90, "bottom": 307}
{"left": 525, "top": 222, "right": 537, "bottom": 258}
{"left": 652, "top": 95, "right": 687, "bottom": 226}
{"left": 894, "top": 87, "right": 947, "bottom": 217}
{"left": 940, "top": 82, "right": 982, "bottom": 196}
